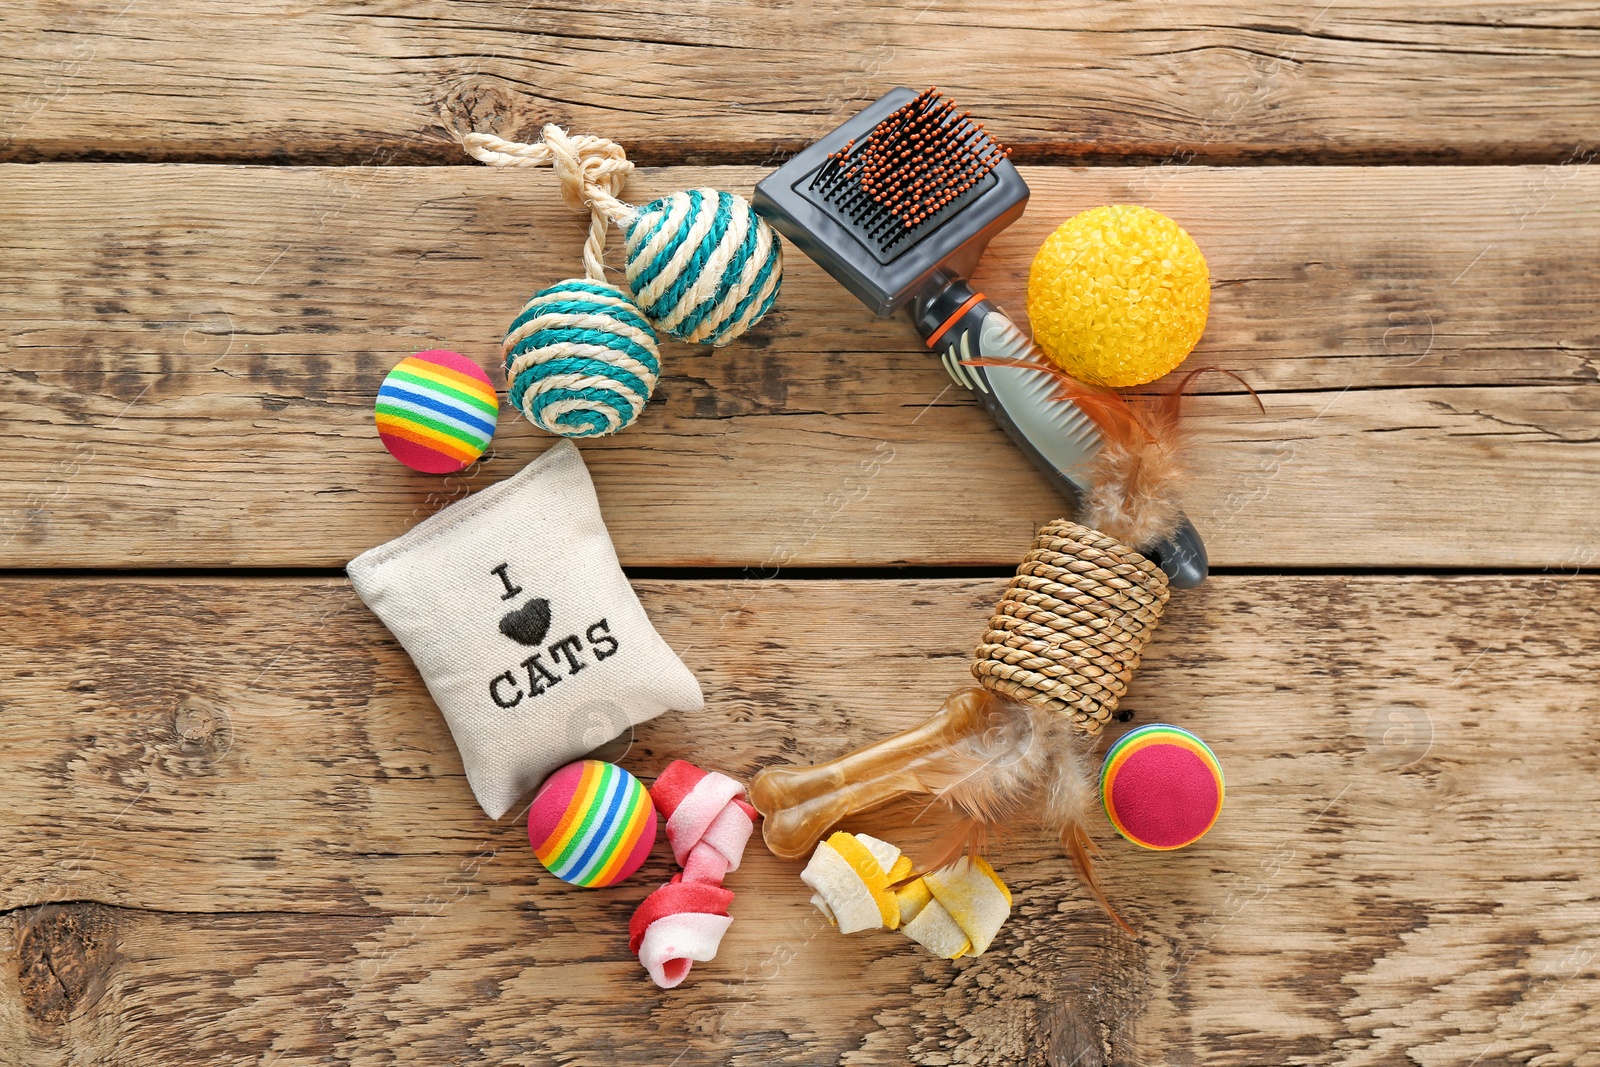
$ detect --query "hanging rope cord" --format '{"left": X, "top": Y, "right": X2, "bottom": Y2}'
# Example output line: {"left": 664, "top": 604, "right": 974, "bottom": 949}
{"left": 461, "top": 126, "right": 637, "bottom": 283}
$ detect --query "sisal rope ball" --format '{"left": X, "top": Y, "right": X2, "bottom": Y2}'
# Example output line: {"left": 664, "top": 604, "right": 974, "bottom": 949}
{"left": 622, "top": 188, "right": 783, "bottom": 347}
{"left": 463, "top": 127, "right": 784, "bottom": 435}
{"left": 1027, "top": 204, "right": 1210, "bottom": 388}
{"left": 503, "top": 278, "right": 662, "bottom": 438}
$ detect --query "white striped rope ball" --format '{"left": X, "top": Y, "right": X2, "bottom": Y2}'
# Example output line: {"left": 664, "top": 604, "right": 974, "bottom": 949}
{"left": 503, "top": 279, "right": 661, "bottom": 438}
{"left": 622, "top": 188, "right": 782, "bottom": 347}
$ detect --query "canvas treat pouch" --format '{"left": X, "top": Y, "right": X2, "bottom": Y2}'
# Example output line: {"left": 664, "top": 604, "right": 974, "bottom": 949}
{"left": 348, "top": 440, "right": 704, "bottom": 819}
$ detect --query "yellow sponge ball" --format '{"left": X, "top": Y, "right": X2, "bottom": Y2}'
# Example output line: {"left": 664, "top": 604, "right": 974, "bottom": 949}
{"left": 1026, "top": 205, "right": 1210, "bottom": 388}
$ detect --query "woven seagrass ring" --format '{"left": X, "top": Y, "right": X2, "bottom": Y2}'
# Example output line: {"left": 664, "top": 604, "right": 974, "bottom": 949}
{"left": 971, "top": 520, "right": 1171, "bottom": 733}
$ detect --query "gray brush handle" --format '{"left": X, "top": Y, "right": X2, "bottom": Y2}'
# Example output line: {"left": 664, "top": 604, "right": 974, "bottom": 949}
{"left": 911, "top": 278, "right": 1208, "bottom": 588}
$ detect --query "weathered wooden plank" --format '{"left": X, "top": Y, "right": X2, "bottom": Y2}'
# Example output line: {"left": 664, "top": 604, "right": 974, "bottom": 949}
{"left": 2, "top": 163, "right": 1596, "bottom": 570}
{"left": 0, "top": 575, "right": 1596, "bottom": 1064}
{"left": 3, "top": 2, "right": 1596, "bottom": 164}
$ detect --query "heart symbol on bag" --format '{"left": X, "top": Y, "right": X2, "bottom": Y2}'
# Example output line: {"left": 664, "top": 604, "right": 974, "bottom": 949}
{"left": 498, "top": 598, "right": 552, "bottom": 646}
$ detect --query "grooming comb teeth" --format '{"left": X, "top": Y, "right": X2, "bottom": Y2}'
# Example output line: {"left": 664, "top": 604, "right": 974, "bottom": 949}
{"left": 806, "top": 87, "right": 1013, "bottom": 255}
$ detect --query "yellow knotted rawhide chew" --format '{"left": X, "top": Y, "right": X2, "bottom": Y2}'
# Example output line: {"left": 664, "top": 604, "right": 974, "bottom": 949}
{"left": 896, "top": 857, "right": 1013, "bottom": 959}
{"left": 801, "top": 832, "right": 913, "bottom": 934}
{"left": 802, "top": 833, "right": 1013, "bottom": 959}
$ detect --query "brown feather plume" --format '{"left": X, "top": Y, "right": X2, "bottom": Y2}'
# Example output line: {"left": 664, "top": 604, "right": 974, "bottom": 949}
{"left": 899, "top": 689, "right": 1134, "bottom": 934}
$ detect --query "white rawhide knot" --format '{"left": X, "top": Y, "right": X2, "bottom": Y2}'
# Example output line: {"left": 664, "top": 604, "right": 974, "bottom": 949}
{"left": 461, "top": 125, "right": 636, "bottom": 282}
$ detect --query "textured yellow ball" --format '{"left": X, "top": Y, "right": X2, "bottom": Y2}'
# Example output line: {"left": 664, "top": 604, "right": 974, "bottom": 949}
{"left": 1027, "top": 205, "right": 1210, "bottom": 388}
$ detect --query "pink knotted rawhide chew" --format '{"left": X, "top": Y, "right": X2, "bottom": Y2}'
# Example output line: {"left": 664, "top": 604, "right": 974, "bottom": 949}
{"left": 627, "top": 876, "right": 735, "bottom": 988}
{"left": 654, "top": 759, "right": 758, "bottom": 882}
{"left": 629, "top": 760, "right": 759, "bottom": 988}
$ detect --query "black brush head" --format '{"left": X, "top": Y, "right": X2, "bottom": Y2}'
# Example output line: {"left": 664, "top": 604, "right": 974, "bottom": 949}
{"left": 755, "top": 87, "right": 1030, "bottom": 317}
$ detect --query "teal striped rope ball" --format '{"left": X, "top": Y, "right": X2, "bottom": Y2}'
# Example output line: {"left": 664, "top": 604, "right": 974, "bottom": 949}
{"left": 503, "top": 279, "right": 661, "bottom": 438}
{"left": 622, "top": 188, "right": 782, "bottom": 347}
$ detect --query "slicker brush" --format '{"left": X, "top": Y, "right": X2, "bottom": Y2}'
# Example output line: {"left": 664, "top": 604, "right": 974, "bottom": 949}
{"left": 755, "top": 87, "right": 1209, "bottom": 587}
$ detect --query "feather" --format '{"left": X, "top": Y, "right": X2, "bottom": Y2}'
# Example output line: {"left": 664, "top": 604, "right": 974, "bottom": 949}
{"left": 898, "top": 689, "right": 1134, "bottom": 934}
{"left": 750, "top": 689, "right": 1135, "bottom": 934}
{"left": 965, "top": 355, "right": 1260, "bottom": 551}
{"left": 1082, "top": 432, "right": 1185, "bottom": 551}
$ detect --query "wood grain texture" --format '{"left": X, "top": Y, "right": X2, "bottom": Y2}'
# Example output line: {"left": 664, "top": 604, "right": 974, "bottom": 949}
{"left": 3, "top": 163, "right": 1597, "bottom": 570}
{"left": 3, "top": 1, "right": 1597, "bottom": 165}
{"left": 0, "top": 574, "right": 1596, "bottom": 1065}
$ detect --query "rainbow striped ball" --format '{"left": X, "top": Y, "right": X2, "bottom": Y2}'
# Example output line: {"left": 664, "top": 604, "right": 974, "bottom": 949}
{"left": 504, "top": 279, "right": 661, "bottom": 438}
{"left": 623, "top": 188, "right": 782, "bottom": 347}
{"left": 528, "top": 760, "right": 658, "bottom": 887}
{"left": 1100, "top": 725, "right": 1224, "bottom": 850}
{"left": 375, "top": 350, "right": 498, "bottom": 474}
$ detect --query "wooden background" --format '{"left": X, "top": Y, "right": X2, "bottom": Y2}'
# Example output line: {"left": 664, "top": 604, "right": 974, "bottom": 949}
{"left": 3, "top": 2, "right": 1598, "bottom": 1064}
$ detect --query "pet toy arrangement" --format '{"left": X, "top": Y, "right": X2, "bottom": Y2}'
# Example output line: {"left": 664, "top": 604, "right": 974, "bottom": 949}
{"left": 348, "top": 93, "right": 1249, "bottom": 986}
{"left": 756, "top": 527, "right": 1227, "bottom": 943}
{"left": 750, "top": 523, "right": 1199, "bottom": 936}
{"left": 750, "top": 87, "right": 1245, "bottom": 938}
{"left": 351, "top": 437, "right": 766, "bottom": 988}
{"left": 352, "top": 121, "right": 788, "bottom": 990}
{"left": 525, "top": 757, "right": 761, "bottom": 988}
{"left": 755, "top": 86, "right": 1215, "bottom": 587}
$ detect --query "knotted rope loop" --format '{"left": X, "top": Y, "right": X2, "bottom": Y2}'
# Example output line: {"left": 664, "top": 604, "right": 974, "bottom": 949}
{"left": 462, "top": 125, "right": 636, "bottom": 281}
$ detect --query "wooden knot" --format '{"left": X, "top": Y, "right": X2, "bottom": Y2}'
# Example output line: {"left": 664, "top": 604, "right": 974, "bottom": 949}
{"left": 18, "top": 904, "right": 116, "bottom": 1026}
{"left": 173, "top": 695, "right": 234, "bottom": 760}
